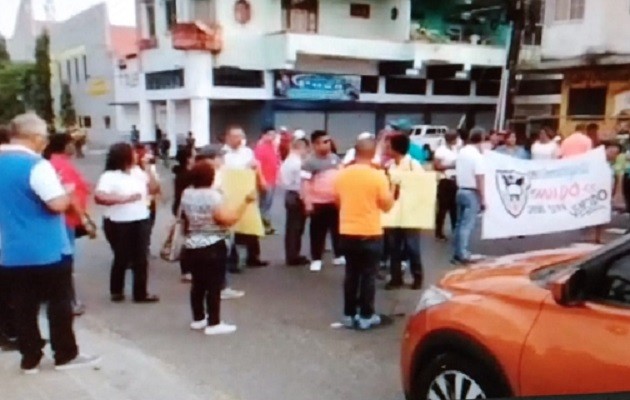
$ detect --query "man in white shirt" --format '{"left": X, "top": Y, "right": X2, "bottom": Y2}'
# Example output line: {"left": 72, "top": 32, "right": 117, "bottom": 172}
{"left": 221, "top": 126, "right": 269, "bottom": 269}
{"left": 280, "top": 138, "right": 310, "bottom": 266}
{"left": 452, "top": 127, "right": 486, "bottom": 264}
{"left": 433, "top": 131, "right": 460, "bottom": 240}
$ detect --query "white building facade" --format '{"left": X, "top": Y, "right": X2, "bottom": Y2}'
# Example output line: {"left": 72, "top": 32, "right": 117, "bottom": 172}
{"left": 116, "top": 0, "right": 510, "bottom": 151}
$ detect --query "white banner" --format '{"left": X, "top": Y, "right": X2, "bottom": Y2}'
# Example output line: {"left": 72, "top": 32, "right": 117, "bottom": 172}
{"left": 482, "top": 147, "right": 612, "bottom": 239}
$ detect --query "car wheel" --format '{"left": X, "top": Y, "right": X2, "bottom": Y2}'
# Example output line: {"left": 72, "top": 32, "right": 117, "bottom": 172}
{"left": 413, "top": 353, "right": 509, "bottom": 400}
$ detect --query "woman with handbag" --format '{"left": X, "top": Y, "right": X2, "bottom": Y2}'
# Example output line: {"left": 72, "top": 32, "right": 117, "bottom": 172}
{"left": 95, "top": 143, "right": 160, "bottom": 304}
{"left": 181, "top": 161, "right": 256, "bottom": 335}
{"left": 44, "top": 133, "right": 94, "bottom": 316}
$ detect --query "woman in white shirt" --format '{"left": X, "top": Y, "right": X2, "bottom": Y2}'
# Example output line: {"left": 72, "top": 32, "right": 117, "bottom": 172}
{"left": 531, "top": 127, "right": 560, "bottom": 160}
{"left": 95, "top": 143, "right": 160, "bottom": 304}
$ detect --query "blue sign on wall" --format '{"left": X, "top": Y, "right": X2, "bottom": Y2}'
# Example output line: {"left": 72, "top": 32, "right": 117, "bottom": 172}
{"left": 274, "top": 72, "right": 361, "bottom": 101}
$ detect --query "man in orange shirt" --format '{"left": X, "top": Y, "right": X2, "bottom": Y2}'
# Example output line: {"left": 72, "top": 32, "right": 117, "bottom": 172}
{"left": 334, "top": 136, "right": 395, "bottom": 331}
{"left": 559, "top": 124, "right": 593, "bottom": 158}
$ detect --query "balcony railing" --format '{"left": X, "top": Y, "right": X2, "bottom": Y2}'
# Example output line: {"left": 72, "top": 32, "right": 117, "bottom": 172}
{"left": 138, "top": 37, "right": 158, "bottom": 51}
{"left": 172, "top": 22, "right": 222, "bottom": 54}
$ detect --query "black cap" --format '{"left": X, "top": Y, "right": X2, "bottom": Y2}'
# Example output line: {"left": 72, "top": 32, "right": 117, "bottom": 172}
{"left": 196, "top": 144, "right": 225, "bottom": 160}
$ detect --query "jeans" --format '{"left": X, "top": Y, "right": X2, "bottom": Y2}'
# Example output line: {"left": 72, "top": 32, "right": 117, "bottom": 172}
{"left": 184, "top": 241, "right": 228, "bottom": 326}
{"left": 436, "top": 178, "right": 457, "bottom": 237}
{"left": 341, "top": 236, "right": 383, "bottom": 318}
{"left": 8, "top": 259, "right": 78, "bottom": 366}
{"left": 259, "top": 186, "right": 275, "bottom": 223}
{"left": 453, "top": 189, "right": 481, "bottom": 261}
{"left": 309, "top": 203, "right": 341, "bottom": 261}
{"left": 386, "top": 228, "right": 423, "bottom": 283}
{"left": 284, "top": 191, "right": 306, "bottom": 262}
{"left": 110, "top": 219, "right": 150, "bottom": 300}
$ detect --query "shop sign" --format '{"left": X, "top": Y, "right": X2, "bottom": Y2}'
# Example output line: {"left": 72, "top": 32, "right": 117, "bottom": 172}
{"left": 274, "top": 72, "right": 360, "bottom": 101}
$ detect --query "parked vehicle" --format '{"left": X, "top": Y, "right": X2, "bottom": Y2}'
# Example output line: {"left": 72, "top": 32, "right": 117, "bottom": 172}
{"left": 401, "top": 238, "right": 630, "bottom": 399}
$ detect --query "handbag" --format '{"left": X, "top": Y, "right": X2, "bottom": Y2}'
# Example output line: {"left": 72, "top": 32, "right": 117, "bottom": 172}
{"left": 160, "top": 208, "right": 185, "bottom": 262}
{"left": 75, "top": 213, "right": 98, "bottom": 240}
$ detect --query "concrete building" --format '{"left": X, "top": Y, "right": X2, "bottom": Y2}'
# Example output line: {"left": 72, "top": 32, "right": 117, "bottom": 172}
{"left": 115, "top": 0, "right": 511, "bottom": 151}
{"left": 49, "top": 3, "right": 136, "bottom": 147}
{"left": 5, "top": 0, "right": 56, "bottom": 62}
{"left": 516, "top": 0, "right": 630, "bottom": 136}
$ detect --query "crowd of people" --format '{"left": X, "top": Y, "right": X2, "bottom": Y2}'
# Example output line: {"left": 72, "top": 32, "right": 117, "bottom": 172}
{"left": 0, "top": 110, "right": 626, "bottom": 374}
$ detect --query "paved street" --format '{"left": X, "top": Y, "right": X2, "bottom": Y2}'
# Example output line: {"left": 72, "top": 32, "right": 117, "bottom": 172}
{"left": 1, "top": 153, "right": 625, "bottom": 400}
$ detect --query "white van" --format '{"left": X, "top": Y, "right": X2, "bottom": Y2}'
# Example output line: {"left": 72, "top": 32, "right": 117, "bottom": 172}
{"left": 409, "top": 125, "right": 449, "bottom": 151}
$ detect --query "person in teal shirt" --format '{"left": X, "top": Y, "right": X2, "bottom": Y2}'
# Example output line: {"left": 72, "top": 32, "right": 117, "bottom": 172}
{"left": 389, "top": 119, "right": 431, "bottom": 165}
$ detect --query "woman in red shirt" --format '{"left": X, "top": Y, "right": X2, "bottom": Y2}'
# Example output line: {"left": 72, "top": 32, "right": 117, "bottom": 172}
{"left": 44, "top": 133, "right": 92, "bottom": 316}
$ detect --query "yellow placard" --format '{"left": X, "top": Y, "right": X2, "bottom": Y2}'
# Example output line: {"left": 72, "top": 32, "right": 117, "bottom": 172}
{"left": 221, "top": 169, "right": 265, "bottom": 237}
{"left": 382, "top": 171, "right": 437, "bottom": 229}
{"left": 87, "top": 78, "right": 109, "bottom": 96}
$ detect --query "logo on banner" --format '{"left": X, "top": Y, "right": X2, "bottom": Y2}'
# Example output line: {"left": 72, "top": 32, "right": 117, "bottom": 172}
{"left": 496, "top": 170, "right": 530, "bottom": 218}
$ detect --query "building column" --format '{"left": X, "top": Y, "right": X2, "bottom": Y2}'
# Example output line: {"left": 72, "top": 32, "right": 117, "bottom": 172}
{"left": 166, "top": 100, "right": 177, "bottom": 156}
{"left": 139, "top": 100, "right": 155, "bottom": 142}
{"left": 190, "top": 98, "right": 210, "bottom": 147}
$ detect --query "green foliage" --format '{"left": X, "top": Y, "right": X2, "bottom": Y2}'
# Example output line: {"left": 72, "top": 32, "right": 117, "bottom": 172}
{"left": 0, "top": 63, "right": 35, "bottom": 124}
{"left": 32, "top": 30, "right": 54, "bottom": 126}
{"left": 0, "top": 35, "right": 10, "bottom": 65}
{"left": 59, "top": 83, "right": 76, "bottom": 128}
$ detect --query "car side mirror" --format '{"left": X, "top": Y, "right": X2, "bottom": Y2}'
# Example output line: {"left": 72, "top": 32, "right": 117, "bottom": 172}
{"left": 550, "top": 268, "right": 586, "bottom": 306}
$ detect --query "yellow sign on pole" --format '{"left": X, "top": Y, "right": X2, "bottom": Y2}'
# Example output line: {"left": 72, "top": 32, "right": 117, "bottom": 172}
{"left": 382, "top": 171, "right": 438, "bottom": 229}
{"left": 221, "top": 169, "right": 265, "bottom": 237}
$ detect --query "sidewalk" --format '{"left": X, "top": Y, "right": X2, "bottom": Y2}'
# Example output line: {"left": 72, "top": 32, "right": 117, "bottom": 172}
{"left": 0, "top": 315, "right": 239, "bottom": 400}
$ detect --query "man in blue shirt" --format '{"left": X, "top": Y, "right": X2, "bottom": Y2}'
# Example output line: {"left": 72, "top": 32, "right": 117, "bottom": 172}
{"left": 0, "top": 113, "right": 100, "bottom": 373}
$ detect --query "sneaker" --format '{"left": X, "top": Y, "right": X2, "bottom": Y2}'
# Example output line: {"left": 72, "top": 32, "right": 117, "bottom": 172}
{"left": 309, "top": 260, "right": 323, "bottom": 272}
{"left": 54, "top": 354, "right": 102, "bottom": 371}
{"left": 341, "top": 315, "right": 356, "bottom": 329}
{"left": 204, "top": 322, "right": 237, "bottom": 336}
{"left": 181, "top": 273, "right": 192, "bottom": 283}
{"left": 20, "top": 358, "right": 40, "bottom": 375}
{"left": 21, "top": 366, "right": 39, "bottom": 375}
{"left": 190, "top": 320, "right": 208, "bottom": 330}
{"left": 221, "top": 288, "right": 245, "bottom": 300}
{"left": 333, "top": 256, "right": 346, "bottom": 266}
{"left": 357, "top": 314, "right": 381, "bottom": 331}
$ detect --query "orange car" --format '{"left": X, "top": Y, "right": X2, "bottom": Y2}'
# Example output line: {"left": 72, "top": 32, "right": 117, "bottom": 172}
{"left": 401, "top": 239, "right": 630, "bottom": 399}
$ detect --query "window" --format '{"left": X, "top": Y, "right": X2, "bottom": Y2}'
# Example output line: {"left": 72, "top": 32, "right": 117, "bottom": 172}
{"left": 553, "top": 0, "right": 584, "bottom": 21}
{"left": 83, "top": 116, "right": 92, "bottom": 128}
{"left": 591, "top": 252, "right": 630, "bottom": 306}
{"left": 104, "top": 116, "right": 111, "bottom": 129}
{"left": 213, "top": 68, "right": 264, "bottom": 88}
{"left": 145, "top": 69, "right": 185, "bottom": 90}
{"left": 350, "top": 4, "right": 370, "bottom": 19}
{"left": 360, "top": 76, "right": 378, "bottom": 93}
{"left": 385, "top": 77, "right": 426, "bottom": 95}
{"left": 567, "top": 87, "right": 607, "bottom": 117}
{"left": 282, "top": 0, "right": 318, "bottom": 33}
{"left": 146, "top": 0, "right": 157, "bottom": 37}
{"left": 82, "top": 55, "right": 88, "bottom": 80}
{"left": 165, "top": 0, "right": 177, "bottom": 31}
{"left": 74, "top": 58, "right": 80, "bottom": 82}
{"left": 66, "top": 60, "right": 72, "bottom": 83}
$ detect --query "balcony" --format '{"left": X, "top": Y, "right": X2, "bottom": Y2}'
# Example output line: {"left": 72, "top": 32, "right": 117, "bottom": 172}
{"left": 138, "top": 37, "right": 158, "bottom": 51}
{"left": 172, "top": 22, "right": 222, "bottom": 55}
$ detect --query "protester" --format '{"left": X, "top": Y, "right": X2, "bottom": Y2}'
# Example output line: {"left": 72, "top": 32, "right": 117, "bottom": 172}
{"left": 44, "top": 133, "right": 92, "bottom": 316}
{"left": 280, "top": 138, "right": 310, "bottom": 266}
{"left": 495, "top": 131, "right": 529, "bottom": 159}
{"left": 596, "top": 141, "right": 624, "bottom": 243}
{"left": 481, "top": 130, "right": 500, "bottom": 152}
{"left": 0, "top": 113, "right": 100, "bottom": 373}
{"left": 586, "top": 123, "right": 601, "bottom": 148}
{"left": 334, "top": 136, "right": 395, "bottom": 330}
{"left": 95, "top": 143, "right": 159, "bottom": 303}
{"left": 452, "top": 127, "right": 486, "bottom": 265}
{"left": 531, "top": 127, "right": 560, "bottom": 160}
{"left": 559, "top": 124, "right": 593, "bottom": 158}
{"left": 433, "top": 130, "right": 459, "bottom": 241}
{"left": 130, "top": 125, "right": 140, "bottom": 144}
{"left": 342, "top": 132, "right": 381, "bottom": 166}
{"left": 194, "top": 145, "right": 246, "bottom": 300}
{"left": 383, "top": 133, "right": 424, "bottom": 290}
{"left": 278, "top": 126, "right": 293, "bottom": 161}
{"left": 172, "top": 146, "right": 195, "bottom": 281}
{"left": 301, "top": 130, "right": 344, "bottom": 272}
{"left": 181, "top": 162, "right": 256, "bottom": 335}
{"left": 134, "top": 145, "right": 162, "bottom": 253}
{"left": 222, "top": 126, "right": 269, "bottom": 268}
{"left": 0, "top": 125, "right": 16, "bottom": 350}
{"left": 255, "top": 127, "right": 281, "bottom": 235}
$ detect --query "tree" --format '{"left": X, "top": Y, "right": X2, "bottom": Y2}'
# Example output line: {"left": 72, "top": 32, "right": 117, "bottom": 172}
{"left": 0, "top": 63, "right": 35, "bottom": 124}
{"left": 32, "top": 30, "right": 54, "bottom": 126}
{"left": 59, "top": 83, "right": 76, "bottom": 127}
{"left": 0, "top": 35, "right": 10, "bottom": 65}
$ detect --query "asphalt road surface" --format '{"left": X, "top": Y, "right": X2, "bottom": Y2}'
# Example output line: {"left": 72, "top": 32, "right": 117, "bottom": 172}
{"left": 1, "top": 153, "right": 626, "bottom": 400}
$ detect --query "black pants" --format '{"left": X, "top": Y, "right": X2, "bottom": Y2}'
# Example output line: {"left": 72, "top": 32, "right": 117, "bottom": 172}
{"left": 0, "top": 267, "right": 16, "bottom": 340}
{"left": 436, "top": 178, "right": 457, "bottom": 237}
{"left": 341, "top": 236, "right": 383, "bottom": 318}
{"left": 110, "top": 219, "right": 150, "bottom": 300}
{"left": 8, "top": 259, "right": 78, "bottom": 366}
{"left": 285, "top": 191, "right": 306, "bottom": 263}
{"left": 230, "top": 234, "right": 261, "bottom": 265}
{"left": 386, "top": 228, "right": 423, "bottom": 284}
{"left": 623, "top": 174, "right": 630, "bottom": 213}
{"left": 185, "top": 241, "right": 228, "bottom": 326}
{"left": 309, "top": 203, "right": 340, "bottom": 261}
